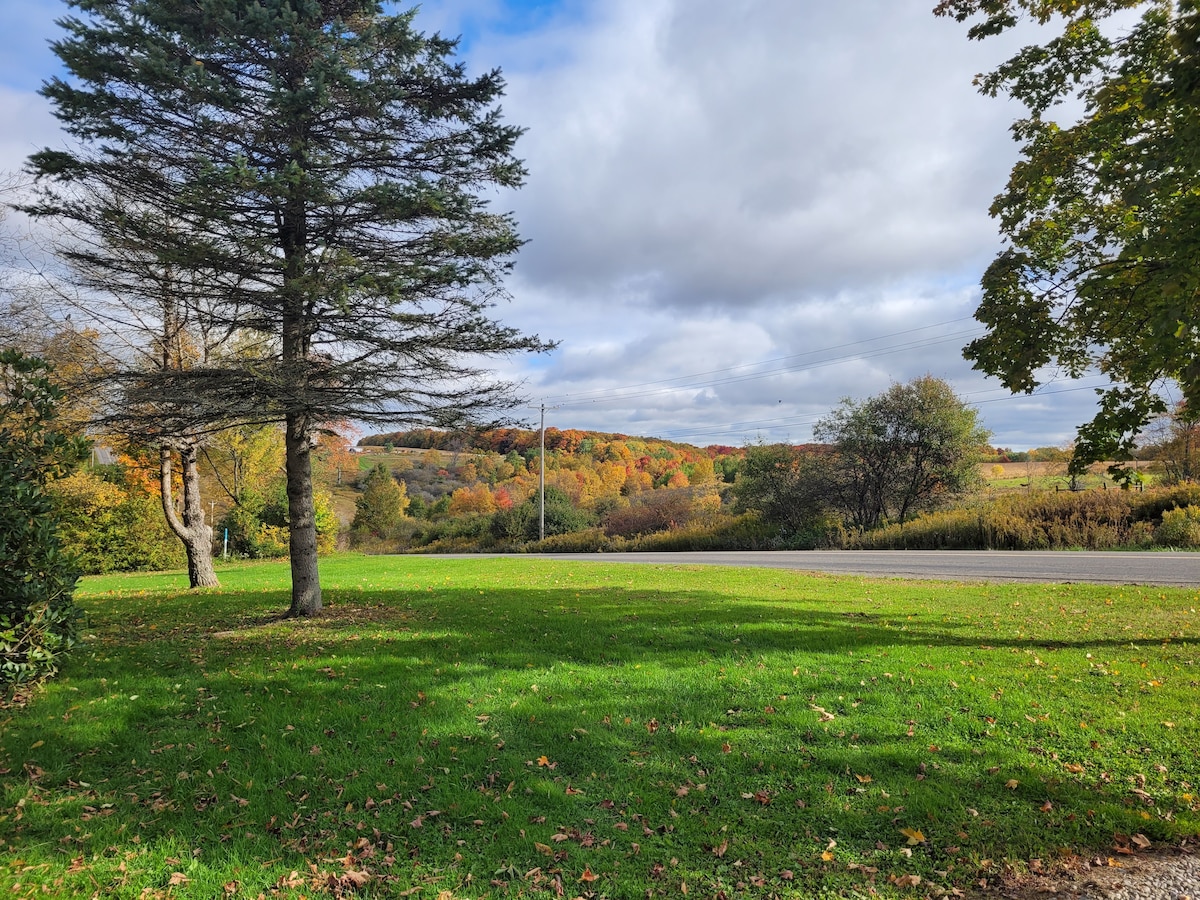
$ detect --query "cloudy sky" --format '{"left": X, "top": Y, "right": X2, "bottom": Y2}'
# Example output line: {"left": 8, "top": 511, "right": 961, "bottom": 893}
{"left": 0, "top": 0, "right": 1126, "bottom": 450}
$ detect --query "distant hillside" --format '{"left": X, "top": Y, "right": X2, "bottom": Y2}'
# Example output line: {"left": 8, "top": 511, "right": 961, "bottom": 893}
{"left": 359, "top": 426, "right": 740, "bottom": 459}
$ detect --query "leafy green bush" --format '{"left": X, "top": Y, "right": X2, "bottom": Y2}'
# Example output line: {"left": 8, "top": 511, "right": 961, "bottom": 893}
{"left": 351, "top": 464, "right": 409, "bottom": 539}
{"left": 48, "top": 470, "right": 183, "bottom": 573}
{"left": 220, "top": 480, "right": 339, "bottom": 558}
{"left": 0, "top": 351, "right": 88, "bottom": 690}
{"left": 489, "top": 486, "right": 594, "bottom": 543}
{"left": 1155, "top": 505, "right": 1200, "bottom": 548}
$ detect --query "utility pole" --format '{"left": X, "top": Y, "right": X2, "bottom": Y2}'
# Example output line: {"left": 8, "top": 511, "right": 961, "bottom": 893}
{"left": 539, "top": 402, "right": 545, "bottom": 542}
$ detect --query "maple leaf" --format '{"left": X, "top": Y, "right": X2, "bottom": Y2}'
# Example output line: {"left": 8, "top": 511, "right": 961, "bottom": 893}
{"left": 855, "top": 773, "right": 873, "bottom": 784}
{"left": 536, "top": 756, "right": 553, "bottom": 768}
{"left": 821, "top": 850, "right": 834, "bottom": 861}
{"left": 340, "top": 869, "right": 371, "bottom": 888}
{"left": 1005, "top": 779, "right": 1020, "bottom": 790}
{"left": 579, "top": 867, "right": 599, "bottom": 883}
{"left": 900, "top": 827, "right": 926, "bottom": 845}
{"left": 168, "top": 872, "right": 189, "bottom": 886}
{"left": 712, "top": 840, "right": 728, "bottom": 858}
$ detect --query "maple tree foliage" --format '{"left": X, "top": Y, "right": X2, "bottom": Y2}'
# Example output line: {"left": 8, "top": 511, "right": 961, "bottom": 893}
{"left": 937, "top": 0, "right": 1200, "bottom": 470}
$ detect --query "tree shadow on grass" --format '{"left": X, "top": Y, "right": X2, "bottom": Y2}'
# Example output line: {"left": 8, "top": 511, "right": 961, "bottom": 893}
{"left": 2, "top": 581, "right": 1195, "bottom": 897}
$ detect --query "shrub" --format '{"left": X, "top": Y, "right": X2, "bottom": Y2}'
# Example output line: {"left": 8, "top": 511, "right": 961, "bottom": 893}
{"left": 602, "top": 487, "right": 715, "bottom": 538}
{"left": 526, "top": 528, "right": 613, "bottom": 553}
{"left": 48, "top": 470, "right": 182, "bottom": 573}
{"left": 1155, "top": 505, "right": 1200, "bottom": 548}
{"left": 628, "top": 513, "right": 779, "bottom": 551}
{"left": 221, "top": 480, "right": 339, "bottom": 558}
{"left": 489, "top": 486, "right": 594, "bottom": 543}
{"left": 850, "top": 488, "right": 1183, "bottom": 551}
{"left": 352, "top": 464, "right": 409, "bottom": 538}
{"left": 0, "top": 352, "right": 88, "bottom": 691}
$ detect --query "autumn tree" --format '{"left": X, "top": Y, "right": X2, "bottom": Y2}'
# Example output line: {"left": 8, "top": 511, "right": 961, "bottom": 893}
{"left": 815, "top": 376, "right": 990, "bottom": 530}
{"left": 936, "top": 0, "right": 1200, "bottom": 471}
{"left": 352, "top": 464, "right": 409, "bottom": 538}
{"left": 1142, "top": 401, "right": 1199, "bottom": 482}
{"left": 27, "top": 0, "right": 550, "bottom": 615}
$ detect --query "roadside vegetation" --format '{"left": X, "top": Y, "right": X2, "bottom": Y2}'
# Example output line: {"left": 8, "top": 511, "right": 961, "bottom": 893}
{"left": 2, "top": 556, "right": 1197, "bottom": 899}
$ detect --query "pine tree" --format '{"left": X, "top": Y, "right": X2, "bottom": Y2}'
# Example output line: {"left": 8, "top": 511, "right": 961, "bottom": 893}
{"left": 27, "top": 0, "right": 551, "bottom": 614}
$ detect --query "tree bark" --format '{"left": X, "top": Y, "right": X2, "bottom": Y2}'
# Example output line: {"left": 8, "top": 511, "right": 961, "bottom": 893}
{"left": 159, "top": 443, "right": 219, "bottom": 588}
{"left": 285, "top": 413, "right": 322, "bottom": 616}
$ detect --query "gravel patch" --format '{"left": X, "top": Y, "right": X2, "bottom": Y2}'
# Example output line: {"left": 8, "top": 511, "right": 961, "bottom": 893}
{"left": 983, "top": 851, "right": 1199, "bottom": 900}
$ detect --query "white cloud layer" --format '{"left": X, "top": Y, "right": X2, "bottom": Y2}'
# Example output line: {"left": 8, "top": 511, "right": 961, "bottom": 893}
{"left": 0, "top": 0, "right": 1110, "bottom": 449}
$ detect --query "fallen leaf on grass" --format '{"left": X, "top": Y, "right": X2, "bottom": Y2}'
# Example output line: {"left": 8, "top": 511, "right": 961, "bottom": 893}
{"left": 900, "top": 828, "right": 926, "bottom": 845}
{"left": 579, "top": 867, "right": 599, "bottom": 883}
{"left": 810, "top": 704, "right": 836, "bottom": 722}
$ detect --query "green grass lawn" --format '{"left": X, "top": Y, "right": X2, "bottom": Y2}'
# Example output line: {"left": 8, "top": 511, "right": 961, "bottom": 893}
{"left": 2, "top": 556, "right": 1198, "bottom": 899}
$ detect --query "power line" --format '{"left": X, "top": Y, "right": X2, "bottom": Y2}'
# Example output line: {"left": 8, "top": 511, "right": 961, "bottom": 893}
{"left": 648, "top": 380, "right": 1114, "bottom": 445}
{"left": 547, "top": 327, "right": 985, "bottom": 410}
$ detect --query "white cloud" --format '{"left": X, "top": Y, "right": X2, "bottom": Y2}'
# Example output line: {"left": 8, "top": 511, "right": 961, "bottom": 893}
{"left": 1, "top": 0, "right": 1107, "bottom": 449}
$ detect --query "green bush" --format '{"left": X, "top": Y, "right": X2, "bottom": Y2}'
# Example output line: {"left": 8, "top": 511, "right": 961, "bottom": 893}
{"left": 48, "top": 470, "right": 183, "bottom": 573}
{"left": 0, "top": 351, "right": 88, "bottom": 691}
{"left": 489, "top": 486, "right": 594, "bottom": 543}
{"left": 220, "top": 480, "right": 339, "bottom": 558}
{"left": 1155, "top": 505, "right": 1200, "bottom": 548}
{"left": 351, "top": 464, "right": 409, "bottom": 539}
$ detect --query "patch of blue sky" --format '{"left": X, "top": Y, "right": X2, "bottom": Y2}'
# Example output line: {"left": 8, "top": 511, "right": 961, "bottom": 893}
{"left": 0, "top": 0, "right": 64, "bottom": 94}
{"left": 405, "top": 0, "right": 588, "bottom": 56}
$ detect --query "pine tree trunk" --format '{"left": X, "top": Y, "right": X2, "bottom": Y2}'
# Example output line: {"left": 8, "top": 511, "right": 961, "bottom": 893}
{"left": 159, "top": 444, "right": 219, "bottom": 589}
{"left": 285, "top": 413, "right": 322, "bottom": 616}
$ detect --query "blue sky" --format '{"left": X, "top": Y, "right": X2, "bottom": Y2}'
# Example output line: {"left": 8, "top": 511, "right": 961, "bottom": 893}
{"left": 0, "top": 0, "right": 1135, "bottom": 450}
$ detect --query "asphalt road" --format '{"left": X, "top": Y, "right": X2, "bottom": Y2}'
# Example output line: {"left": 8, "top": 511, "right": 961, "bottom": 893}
{"left": 508, "top": 550, "right": 1200, "bottom": 587}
